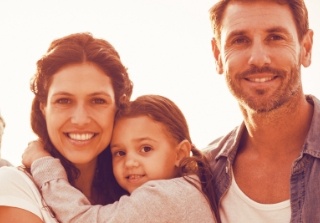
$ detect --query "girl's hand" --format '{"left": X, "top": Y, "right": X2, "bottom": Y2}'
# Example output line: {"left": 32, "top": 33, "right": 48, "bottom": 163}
{"left": 22, "top": 140, "right": 51, "bottom": 168}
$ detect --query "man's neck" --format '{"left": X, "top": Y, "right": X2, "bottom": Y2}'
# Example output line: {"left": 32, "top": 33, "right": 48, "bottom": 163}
{"left": 240, "top": 94, "right": 313, "bottom": 155}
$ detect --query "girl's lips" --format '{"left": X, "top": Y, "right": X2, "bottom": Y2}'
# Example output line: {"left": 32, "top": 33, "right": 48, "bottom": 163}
{"left": 126, "top": 174, "right": 146, "bottom": 184}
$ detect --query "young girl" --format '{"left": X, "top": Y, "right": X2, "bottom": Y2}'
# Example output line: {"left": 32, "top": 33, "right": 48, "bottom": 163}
{"left": 22, "top": 95, "right": 219, "bottom": 223}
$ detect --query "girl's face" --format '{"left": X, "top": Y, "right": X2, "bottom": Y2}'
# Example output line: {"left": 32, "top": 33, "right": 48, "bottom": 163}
{"left": 111, "top": 116, "right": 181, "bottom": 193}
{"left": 41, "top": 62, "right": 116, "bottom": 166}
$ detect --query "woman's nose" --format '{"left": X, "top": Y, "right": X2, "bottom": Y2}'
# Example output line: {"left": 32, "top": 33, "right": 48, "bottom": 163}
{"left": 71, "top": 104, "right": 91, "bottom": 125}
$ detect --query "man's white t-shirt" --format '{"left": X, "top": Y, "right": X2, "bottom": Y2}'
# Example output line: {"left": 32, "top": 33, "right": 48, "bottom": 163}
{"left": 220, "top": 172, "right": 291, "bottom": 223}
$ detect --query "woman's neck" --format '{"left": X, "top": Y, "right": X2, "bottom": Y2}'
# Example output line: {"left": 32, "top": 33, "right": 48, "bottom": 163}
{"left": 74, "top": 160, "right": 97, "bottom": 203}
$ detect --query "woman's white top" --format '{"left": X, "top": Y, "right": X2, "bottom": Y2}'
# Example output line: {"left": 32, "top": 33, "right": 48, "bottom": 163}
{"left": 0, "top": 166, "right": 58, "bottom": 222}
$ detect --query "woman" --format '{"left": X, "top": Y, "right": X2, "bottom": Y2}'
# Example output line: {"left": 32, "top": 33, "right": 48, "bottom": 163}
{"left": 0, "top": 32, "right": 133, "bottom": 222}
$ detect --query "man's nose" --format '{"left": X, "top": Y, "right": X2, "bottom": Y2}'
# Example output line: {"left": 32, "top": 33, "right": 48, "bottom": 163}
{"left": 248, "top": 39, "right": 271, "bottom": 67}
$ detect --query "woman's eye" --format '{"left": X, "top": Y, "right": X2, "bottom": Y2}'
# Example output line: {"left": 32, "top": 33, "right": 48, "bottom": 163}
{"left": 92, "top": 98, "right": 106, "bottom": 104}
{"left": 56, "top": 98, "right": 71, "bottom": 104}
{"left": 140, "top": 146, "right": 152, "bottom": 153}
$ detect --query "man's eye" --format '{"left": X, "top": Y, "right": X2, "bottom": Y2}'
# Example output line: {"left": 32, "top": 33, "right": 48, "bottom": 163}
{"left": 269, "top": 35, "right": 284, "bottom": 41}
{"left": 232, "top": 37, "right": 249, "bottom": 45}
{"left": 141, "top": 146, "right": 152, "bottom": 153}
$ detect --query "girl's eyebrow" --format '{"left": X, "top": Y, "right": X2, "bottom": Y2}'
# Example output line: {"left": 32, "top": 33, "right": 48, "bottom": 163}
{"left": 111, "top": 137, "right": 158, "bottom": 149}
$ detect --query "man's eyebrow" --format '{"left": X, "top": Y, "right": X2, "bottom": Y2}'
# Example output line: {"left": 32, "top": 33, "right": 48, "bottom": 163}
{"left": 224, "top": 30, "right": 247, "bottom": 43}
{"left": 266, "top": 26, "right": 291, "bottom": 34}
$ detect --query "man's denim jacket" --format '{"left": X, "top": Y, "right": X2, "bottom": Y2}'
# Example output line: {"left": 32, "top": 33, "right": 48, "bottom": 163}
{"left": 205, "top": 95, "right": 320, "bottom": 223}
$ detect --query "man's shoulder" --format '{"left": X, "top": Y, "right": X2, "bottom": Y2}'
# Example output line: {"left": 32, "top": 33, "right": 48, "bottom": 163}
{"left": 203, "top": 125, "right": 242, "bottom": 160}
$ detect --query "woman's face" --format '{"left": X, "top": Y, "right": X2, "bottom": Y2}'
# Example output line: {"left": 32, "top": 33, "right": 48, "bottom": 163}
{"left": 41, "top": 62, "right": 117, "bottom": 165}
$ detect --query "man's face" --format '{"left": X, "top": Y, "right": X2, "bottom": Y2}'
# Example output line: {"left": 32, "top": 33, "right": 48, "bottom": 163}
{"left": 212, "top": 1, "right": 312, "bottom": 112}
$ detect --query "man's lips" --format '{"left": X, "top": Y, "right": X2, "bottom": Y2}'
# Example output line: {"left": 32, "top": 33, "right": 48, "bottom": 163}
{"left": 245, "top": 76, "right": 276, "bottom": 83}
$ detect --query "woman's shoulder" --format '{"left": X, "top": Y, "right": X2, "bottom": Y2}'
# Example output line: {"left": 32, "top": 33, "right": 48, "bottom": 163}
{"left": 0, "top": 166, "right": 34, "bottom": 187}
{"left": 0, "top": 166, "right": 58, "bottom": 222}
{"left": 0, "top": 166, "right": 40, "bottom": 203}
{"left": 0, "top": 166, "right": 27, "bottom": 182}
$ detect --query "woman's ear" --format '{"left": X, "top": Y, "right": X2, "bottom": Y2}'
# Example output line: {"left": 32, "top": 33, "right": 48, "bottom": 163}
{"left": 40, "top": 103, "right": 46, "bottom": 117}
{"left": 175, "top": 139, "right": 192, "bottom": 167}
{"left": 211, "top": 38, "right": 223, "bottom": 74}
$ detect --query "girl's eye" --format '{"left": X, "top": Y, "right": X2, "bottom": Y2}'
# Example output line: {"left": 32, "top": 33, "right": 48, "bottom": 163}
{"left": 140, "top": 146, "right": 152, "bottom": 153}
{"left": 92, "top": 98, "right": 106, "bottom": 104}
{"left": 113, "top": 150, "right": 126, "bottom": 157}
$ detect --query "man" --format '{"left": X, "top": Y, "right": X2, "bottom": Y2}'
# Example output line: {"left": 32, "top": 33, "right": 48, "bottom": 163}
{"left": 206, "top": 0, "right": 318, "bottom": 222}
{"left": 0, "top": 114, "right": 12, "bottom": 166}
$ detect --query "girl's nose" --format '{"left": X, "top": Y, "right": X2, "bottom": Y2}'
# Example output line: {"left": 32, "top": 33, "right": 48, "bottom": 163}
{"left": 124, "top": 156, "right": 139, "bottom": 168}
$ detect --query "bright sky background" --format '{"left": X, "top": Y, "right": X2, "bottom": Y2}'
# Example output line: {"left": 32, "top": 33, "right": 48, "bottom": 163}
{"left": 0, "top": 0, "right": 319, "bottom": 166}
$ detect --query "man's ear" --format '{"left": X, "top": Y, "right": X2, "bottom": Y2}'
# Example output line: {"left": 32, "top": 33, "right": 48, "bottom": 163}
{"left": 175, "top": 139, "right": 192, "bottom": 167}
{"left": 211, "top": 38, "right": 223, "bottom": 74}
{"left": 301, "top": 29, "right": 313, "bottom": 68}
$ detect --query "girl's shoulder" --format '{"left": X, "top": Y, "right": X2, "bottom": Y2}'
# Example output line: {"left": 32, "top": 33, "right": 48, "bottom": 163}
{"left": 126, "top": 176, "right": 216, "bottom": 222}
{"left": 143, "top": 175, "right": 201, "bottom": 192}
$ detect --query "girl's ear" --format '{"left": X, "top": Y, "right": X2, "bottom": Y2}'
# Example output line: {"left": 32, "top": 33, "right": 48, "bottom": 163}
{"left": 175, "top": 139, "right": 192, "bottom": 167}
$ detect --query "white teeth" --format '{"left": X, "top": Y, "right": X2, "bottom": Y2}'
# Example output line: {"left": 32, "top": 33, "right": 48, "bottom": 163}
{"left": 250, "top": 77, "right": 273, "bottom": 83}
{"left": 127, "top": 175, "right": 143, "bottom": 180}
{"left": 68, "top": 133, "right": 94, "bottom": 141}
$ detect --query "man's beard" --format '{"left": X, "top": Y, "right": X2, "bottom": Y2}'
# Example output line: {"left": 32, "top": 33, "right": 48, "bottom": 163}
{"left": 226, "top": 64, "right": 301, "bottom": 113}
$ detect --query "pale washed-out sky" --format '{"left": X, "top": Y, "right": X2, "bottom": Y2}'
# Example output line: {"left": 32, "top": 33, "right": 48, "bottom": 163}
{"left": 0, "top": 0, "right": 319, "bottom": 166}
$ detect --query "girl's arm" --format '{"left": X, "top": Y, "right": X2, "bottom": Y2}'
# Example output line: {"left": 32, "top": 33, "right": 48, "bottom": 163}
{"left": 31, "top": 157, "right": 215, "bottom": 223}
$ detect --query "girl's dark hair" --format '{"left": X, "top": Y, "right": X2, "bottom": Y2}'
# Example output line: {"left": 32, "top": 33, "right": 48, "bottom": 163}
{"left": 30, "top": 32, "right": 133, "bottom": 204}
{"left": 115, "top": 94, "right": 219, "bottom": 222}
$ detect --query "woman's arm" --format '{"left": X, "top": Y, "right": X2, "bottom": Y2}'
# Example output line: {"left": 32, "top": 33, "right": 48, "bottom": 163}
{"left": 0, "top": 207, "right": 43, "bottom": 223}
